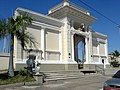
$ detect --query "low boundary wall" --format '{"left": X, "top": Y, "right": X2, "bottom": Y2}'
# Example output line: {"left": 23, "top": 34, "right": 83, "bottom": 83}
{"left": 0, "top": 53, "right": 10, "bottom": 70}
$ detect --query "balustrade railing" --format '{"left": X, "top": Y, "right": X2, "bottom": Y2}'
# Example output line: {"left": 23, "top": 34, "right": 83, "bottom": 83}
{"left": 95, "top": 65, "right": 105, "bottom": 75}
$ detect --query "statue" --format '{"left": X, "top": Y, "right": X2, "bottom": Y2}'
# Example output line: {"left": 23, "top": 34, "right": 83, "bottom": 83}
{"left": 26, "top": 55, "right": 36, "bottom": 74}
{"left": 35, "top": 61, "right": 41, "bottom": 75}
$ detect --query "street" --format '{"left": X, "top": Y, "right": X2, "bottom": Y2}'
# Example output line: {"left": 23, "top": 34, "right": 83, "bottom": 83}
{"left": 1, "top": 75, "right": 111, "bottom": 90}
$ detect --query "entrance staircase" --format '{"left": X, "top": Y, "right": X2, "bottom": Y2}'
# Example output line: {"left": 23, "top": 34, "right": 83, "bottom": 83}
{"left": 95, "top": 65, "right": 120, "bottom": 76}
{"left": 105, "top": 67, "right": 120, "bottom": 76}
{"left": 41, "top": 66, "right": 120, "bottom": 82}
{"left": 43, "top": 70, "right": 97, "bottom": 82}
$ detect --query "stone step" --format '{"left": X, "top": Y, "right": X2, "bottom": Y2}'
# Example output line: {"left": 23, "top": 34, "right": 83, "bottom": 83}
{"left": 45, "top": 74, "right": 82, "bottom": 79}
{"left": 43, "top": 70, "right": 98, "bottom": 81}
{"left": 45, "top": 73, "right": 82, "bottom": 76}
{"left": 45, "top": 75, "right": 82, "bottom": 80}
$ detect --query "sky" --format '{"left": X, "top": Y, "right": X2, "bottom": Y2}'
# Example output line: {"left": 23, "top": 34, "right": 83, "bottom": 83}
{"left": 0, "top": 0, "right": 120, "bottom": 53}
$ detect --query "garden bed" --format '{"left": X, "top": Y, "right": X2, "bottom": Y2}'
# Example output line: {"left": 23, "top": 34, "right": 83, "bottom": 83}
{"left": 0, "top": 70, "right": 35, "bottom": 85}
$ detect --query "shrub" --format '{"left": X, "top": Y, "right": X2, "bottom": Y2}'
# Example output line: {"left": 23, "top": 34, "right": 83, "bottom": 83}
{"left": 18, "top": 68, "right": 28, "bottom": 76}
{"left": 0, "top": 69, "right": 35, "bottom": 85}
{"left": 111, "top": 61, "right": 120, "bottom": 67}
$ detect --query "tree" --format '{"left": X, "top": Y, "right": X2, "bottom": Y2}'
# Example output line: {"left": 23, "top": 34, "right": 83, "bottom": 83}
{"left": 110, "top": 50, "right": 120, "bottom": 61}
{"left": 0, "top": 12, "right": 36, "bottom": 77}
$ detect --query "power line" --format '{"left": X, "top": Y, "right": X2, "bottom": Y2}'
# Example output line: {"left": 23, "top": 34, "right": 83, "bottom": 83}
{"left": 77, "top": 0, "right": 120, "bottom": 26}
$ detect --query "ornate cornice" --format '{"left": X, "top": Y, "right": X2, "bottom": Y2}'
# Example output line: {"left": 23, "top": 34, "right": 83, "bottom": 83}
{"left": 48, "top": 6, "right": 96, "bottom": 23}
{"left": 16, "top": 8, "right": 64, "bottom": 27}
{"left": 92, "top": 31, "right": 107, "bottom": 39}
{"left": 32, "top": 21, "right": 61, "bottom": 32}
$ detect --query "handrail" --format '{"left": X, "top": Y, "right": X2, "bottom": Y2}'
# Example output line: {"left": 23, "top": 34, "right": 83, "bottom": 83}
{"left": 95, "top": 65, "right": 105, "bottom": 75}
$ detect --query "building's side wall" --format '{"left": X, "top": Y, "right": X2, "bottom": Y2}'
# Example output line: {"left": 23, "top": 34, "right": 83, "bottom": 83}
{"left": 15, "top": 22, "right": 63, "bottom": 70}
{"left": 91, "top": 32, "right": 109, "bottom": 65}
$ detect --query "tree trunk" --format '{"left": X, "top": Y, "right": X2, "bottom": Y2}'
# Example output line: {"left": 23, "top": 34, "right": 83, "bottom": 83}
{"left": 8, "top": 33, "right": 14, "bottom": 77}
{"left": 3, "top": 36, "right": 6, "bottom": 53}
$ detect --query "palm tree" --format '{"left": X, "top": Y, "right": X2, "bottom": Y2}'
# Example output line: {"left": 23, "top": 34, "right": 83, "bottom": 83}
{"left": 110, "top": 50, "right": 120, "bottom": 61}
{"left": 0, "top": 12, "right": 36, "bottom": 77}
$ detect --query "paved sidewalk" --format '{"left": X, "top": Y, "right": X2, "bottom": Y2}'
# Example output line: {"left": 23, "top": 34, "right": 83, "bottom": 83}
{"left": 0, "top": 75, "right": 111, "bottom": 90}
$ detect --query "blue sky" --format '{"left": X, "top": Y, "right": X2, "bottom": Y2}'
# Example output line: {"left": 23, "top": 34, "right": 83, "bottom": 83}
{"left": 0, "top": 0, "right": 120, "bottom": 53}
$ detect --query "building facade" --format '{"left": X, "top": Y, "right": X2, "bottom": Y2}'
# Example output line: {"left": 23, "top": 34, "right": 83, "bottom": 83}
{"left": 14, "top": 0, "right": 109, "bottom": 71}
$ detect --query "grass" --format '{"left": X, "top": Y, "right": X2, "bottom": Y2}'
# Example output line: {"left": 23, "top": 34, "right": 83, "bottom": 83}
{"left": 0, "top": 69, "right": 7, "bottom": 72}
{"left": 0, "top": 69, "right": 35, "bottom": 85}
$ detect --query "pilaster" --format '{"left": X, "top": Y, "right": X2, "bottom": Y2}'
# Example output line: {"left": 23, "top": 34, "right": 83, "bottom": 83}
{"left": 71, "top": 30, "right": 75, "bottom": 62}
{"left": 89, "top": 31, "right": 93, "bottom": 63}
{"left": 59, "top": 29, "right": 62, "bottom": 61}
{"left": 97, "top": 40, "right": 100, "bottom": 63}
{"left": 84, "top": 37, "right": 89, "bottom": 64}
{"left": 14, "top": 36, "right": 17, "bottom": 68}
{"left": 105, "top": 39, "right": 109, "bottom": 64}
{"left": 41, "top": 27, "right": 46, "bottom": 60}
{"left": 62, "top": 18, "right": 70, "bottom": 61}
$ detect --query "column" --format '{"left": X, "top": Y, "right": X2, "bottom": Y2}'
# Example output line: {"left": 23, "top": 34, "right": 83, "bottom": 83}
{"left": 14, "top": 36, "right": 17, "bottom": 68}
{"left": 89, "top": 31, "right": 93, "bottom": 64}
{"left": 97, "top": 40, "right": 100, "bottom": 64}
{"left": 41, "top": 27, "right": 45, "bottom": 61}
{"left": 62, "top": 17, "right": 69, "bottom": 61}
{"left": 85, "top": 37, "right": 88, "bottom": 64}
{"left": 67, "top": 20, "right": 72, "bottom": 61}
{"left": 105, "top": 39, "right": 109, "bottom": 64}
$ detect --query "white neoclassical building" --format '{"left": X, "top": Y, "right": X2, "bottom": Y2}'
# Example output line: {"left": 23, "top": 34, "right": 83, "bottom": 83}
{"left": 14, "top": 0, "right": 109, "bottom": 71}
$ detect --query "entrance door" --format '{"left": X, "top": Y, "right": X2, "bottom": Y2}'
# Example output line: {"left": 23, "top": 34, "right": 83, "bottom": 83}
{"left": 74, "top": 34, "right": 85, "bottom": 69}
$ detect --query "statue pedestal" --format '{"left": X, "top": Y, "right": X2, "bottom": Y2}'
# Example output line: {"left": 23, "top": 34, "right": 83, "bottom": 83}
{"left": 34, "top": 73, "right": 44, "bottom": 84}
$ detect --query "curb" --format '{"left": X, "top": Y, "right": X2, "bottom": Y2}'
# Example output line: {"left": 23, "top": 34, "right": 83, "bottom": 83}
{"left": 0, "top": 81, "right": 42, "bottom": 89}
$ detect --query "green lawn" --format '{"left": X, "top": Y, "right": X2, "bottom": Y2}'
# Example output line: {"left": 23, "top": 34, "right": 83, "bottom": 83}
{"left": 0, "top": 69, "right": 35, "bottom": 85}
